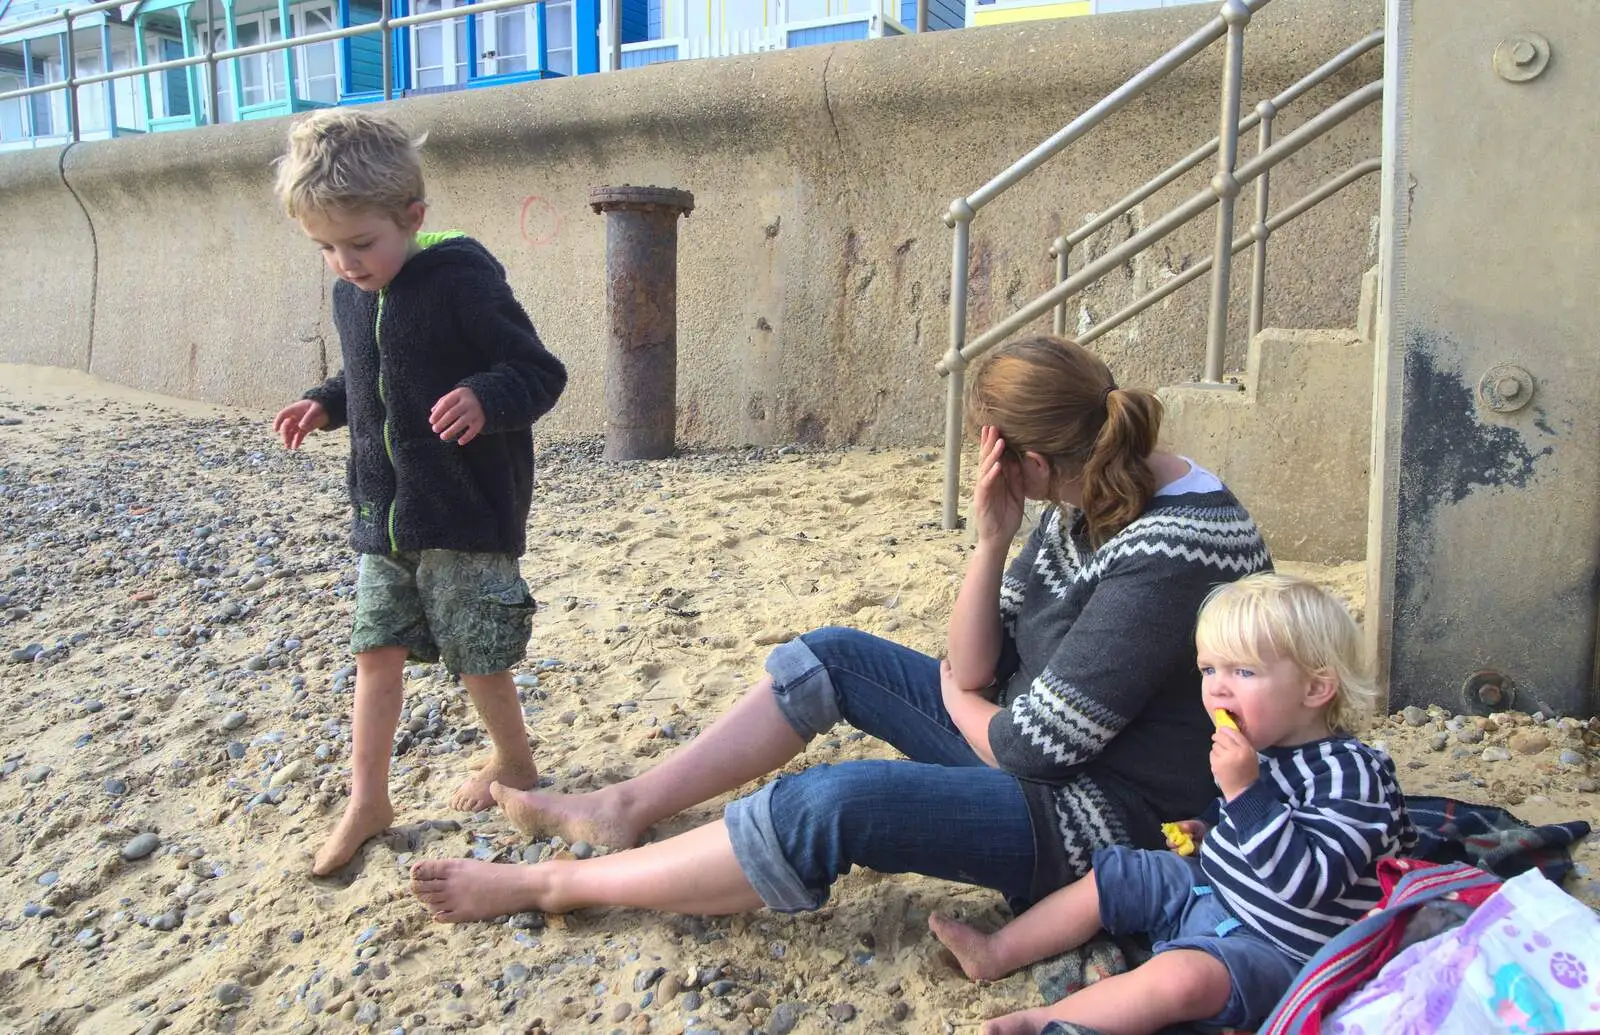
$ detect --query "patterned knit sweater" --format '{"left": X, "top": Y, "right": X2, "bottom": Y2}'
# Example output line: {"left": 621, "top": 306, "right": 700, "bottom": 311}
{"left": 991, "top": 483, "right": 1271, "bottom": 896}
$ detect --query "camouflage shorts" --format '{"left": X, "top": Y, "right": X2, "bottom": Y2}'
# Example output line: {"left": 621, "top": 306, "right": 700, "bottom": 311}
{"left": 350, "top": 550, "right": 535, "bottom": 676}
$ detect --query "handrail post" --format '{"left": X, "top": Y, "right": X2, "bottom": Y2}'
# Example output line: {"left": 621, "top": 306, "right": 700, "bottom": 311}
{"left": 1050, "top": 236, "right": 1069, "bottom": 336}
{"left": 941, "top": 199, "right": 974, "bottom": 530}
{"left": 22, "top": 38, "right": 36, "bottom": 137}
{"left": 916, "top": 0, "right": 928, "bottom": 32}
{"left": 204, "top": 0, "right": 218, "bottom": 123}
{"left": 100, "top": 21, "right": 115, "bottom": 135}
{"left": 1203, "top": 0, "right": 1251, "bottom": 385}
{"left": 608, "top": 0, "right": 621, "bottom": 71}
{"left": 1248, "top": 98, "right": 1275, "bottom": 344}
{"left": 380, "top": 0, "right": 393, "bottom": 100}
{"left": 62, "top": 10, "right": 80, "bottom": 142}
{"left": 134, "top": 15, "right": 153, "bottom": 131}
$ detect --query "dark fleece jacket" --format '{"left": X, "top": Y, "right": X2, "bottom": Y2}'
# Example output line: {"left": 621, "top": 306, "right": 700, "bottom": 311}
{"left": 301, "top": 233, "right": 567, "bottom": 556}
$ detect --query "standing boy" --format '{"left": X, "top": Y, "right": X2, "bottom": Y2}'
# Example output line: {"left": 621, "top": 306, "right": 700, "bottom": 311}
{"left": 272, "top": 109, "right": 567, "bottom": 875}
{"left": 930, "top": 573, "right": 1416, "bottom": 1035}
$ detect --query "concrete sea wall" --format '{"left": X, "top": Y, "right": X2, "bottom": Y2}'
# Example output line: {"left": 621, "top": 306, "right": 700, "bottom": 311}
{"left": 1, "top": 0, "right": 1381, "bottom": 451}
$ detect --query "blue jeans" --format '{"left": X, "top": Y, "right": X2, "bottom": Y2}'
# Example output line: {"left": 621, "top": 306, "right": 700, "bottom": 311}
{"left": 723, "top": 627, "right": 1041, "bottom": 913}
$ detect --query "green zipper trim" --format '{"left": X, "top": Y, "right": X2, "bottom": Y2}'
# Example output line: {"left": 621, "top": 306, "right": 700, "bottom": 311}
{"left": 376, "top": 288, "right": 399, "bottom": 554}
{"left": 416, "top": 230, "right": 466, "bottom": 248}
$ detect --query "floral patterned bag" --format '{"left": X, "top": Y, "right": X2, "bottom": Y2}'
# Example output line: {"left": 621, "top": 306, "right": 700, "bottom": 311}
{"left": 1328, "top": 869, "right": 1600, "bottom": 1035}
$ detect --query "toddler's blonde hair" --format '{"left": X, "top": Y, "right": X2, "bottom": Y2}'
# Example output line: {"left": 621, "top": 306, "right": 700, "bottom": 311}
{"left": 274, "top": 108, "right": 426, "bottom": 222}
{"left": 1195, "top": 572, "right": 1375, "bottom": 734}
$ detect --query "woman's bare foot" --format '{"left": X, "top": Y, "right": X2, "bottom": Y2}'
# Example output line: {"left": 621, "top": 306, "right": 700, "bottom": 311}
{"left": 410, "top": 857, "right": 570, "bottom": 922}
{"left": 312, "top": 798, "right": 395, "bottom": 876}
{"left": 489, "top": 782, "right": 641, "bottom": 848}
{"left": 451, "top": 755, "right": 539, "bottom": 812}
{"left": 929, "top": 913, "right": 1008, "bottom": 982}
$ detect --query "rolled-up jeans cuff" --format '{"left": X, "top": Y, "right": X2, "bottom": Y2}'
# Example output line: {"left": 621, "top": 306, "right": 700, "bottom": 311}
{"left": 724, "top": 782, "right": 826, "bottom": 913}
{"left": 764, "top": 636, "right": 842, "bottom": 741}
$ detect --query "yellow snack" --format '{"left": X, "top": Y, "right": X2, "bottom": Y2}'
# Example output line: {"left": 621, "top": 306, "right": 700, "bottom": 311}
{"left": 1162, "top": 822, "right": 1196, "bottom": 856}
{"left": 1212, "top": 708, "right": 1239, "bottom": 730}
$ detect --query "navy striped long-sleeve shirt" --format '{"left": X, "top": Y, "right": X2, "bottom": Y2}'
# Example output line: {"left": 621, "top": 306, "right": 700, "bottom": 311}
{"left": 1199, "top": 736, "right": 1416, "bottom": 963}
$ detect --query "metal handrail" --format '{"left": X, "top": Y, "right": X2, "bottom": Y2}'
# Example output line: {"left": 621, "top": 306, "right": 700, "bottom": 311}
{"left": 0, "top": 0, "right": 543, "bottom": 124}
{"left": 937, "top": 79, "right": 1381, "bottom": 376}
{"left": 938, "top": 0, "right": 1275, "bottom": 529}
{"left": 937, "top": 0, "right": 1385, "bottom": 528}
{"left": 1077, "top": 157, "right": 1381, "bottom": 346}
{"left": 943, "top": 0, "right": 1273, "bottom": 226}
{"left": 1050, "top": 28, "right": 1384, "bottom": 334}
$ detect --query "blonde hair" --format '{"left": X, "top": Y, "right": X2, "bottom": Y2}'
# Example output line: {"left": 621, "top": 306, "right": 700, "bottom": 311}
{"left": 965, "top": 335, "right": 1163, "bottom": 547}
{"left": 274, "top": 108, "right": 426, "bottom": 221}
{"left": 1195, "top": 572, "right": 1375, "bottom": 734}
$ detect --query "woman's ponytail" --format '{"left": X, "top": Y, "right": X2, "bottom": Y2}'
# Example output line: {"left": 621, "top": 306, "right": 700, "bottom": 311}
{"left": 1079, "top": 387, "right": 1162, "bottom": 547}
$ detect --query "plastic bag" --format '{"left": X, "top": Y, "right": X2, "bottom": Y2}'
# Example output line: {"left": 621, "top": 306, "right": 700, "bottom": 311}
{"left": 1327, "top": 869, "right": 1600, "bottom": 1034}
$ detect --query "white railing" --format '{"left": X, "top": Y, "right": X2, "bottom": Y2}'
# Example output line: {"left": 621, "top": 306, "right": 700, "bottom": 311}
{"left": 4, "top": 0, "right": 934, "bottom": 136}
{"left": 0, "top": 0, "right": 543, "bottom": 140}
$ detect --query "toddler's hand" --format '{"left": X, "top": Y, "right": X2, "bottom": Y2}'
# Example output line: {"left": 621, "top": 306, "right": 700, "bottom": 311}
{"left": 431, "top": 386, "right": 486, "bottom": 445}
{"left": 1162, "top": 819, "right": 1209, "bottom": 855}
{"left": 1211, "top": 726, "right": 1259, "bottom": 801}
{"left": 274, "top": 399, "right": 327, "bottom": 450}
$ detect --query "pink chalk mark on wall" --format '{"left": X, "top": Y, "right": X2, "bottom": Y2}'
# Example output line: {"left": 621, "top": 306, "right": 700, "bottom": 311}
{"left": 520, "top": 196, "right": 562, "bottom": 247}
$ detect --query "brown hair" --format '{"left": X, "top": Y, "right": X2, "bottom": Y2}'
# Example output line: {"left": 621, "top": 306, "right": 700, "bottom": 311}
{"left": 964, "top": 335, "right": 1163, "bottom": 546}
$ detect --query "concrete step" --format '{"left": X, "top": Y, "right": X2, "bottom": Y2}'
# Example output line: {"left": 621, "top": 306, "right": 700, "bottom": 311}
{"left": 1160, "top": 324, "right": 1373, "bottom": 564}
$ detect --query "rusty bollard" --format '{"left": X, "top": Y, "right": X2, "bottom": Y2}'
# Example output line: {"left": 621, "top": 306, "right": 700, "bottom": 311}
{"left": 589, "top": 185, "right": 695, "bottom": 461}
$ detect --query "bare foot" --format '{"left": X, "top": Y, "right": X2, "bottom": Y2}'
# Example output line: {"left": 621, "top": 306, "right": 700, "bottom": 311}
{"left": 451, "top": 755, "right": 539, "bottom": 812}
{"left": 410, "top": 856, "right": 569, "bottom": 922}
{"left": 490, "top": 782, "right": 640, "bottom": 848}
{"left": 929, "top": 913, "right": 1007, "bottom": 982}
{"left": 312, "top": 798, "right": 395, "bottom": 876}
{"left": 979, "top": 1011, "right": 1049, "bottom": 1035}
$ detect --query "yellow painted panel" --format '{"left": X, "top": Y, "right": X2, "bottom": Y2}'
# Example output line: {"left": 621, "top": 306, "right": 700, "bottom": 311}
{"left": 971, "top": 2, "right": 1091, "bottom": 25}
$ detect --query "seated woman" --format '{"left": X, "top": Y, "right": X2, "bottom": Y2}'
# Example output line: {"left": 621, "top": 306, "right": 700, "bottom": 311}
{"left": 410, "top": 335, "right": 1272, "bottom": 924}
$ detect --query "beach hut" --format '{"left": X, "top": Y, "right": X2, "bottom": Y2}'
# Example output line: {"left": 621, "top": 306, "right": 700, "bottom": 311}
{"left": 617, "top": 0, "right": 962, "bottom": 70}
{"left": 0, "top": 0, "right": 176, "bottom": 147}
{"left": 338, "top": 0, "right": 597, "bottom": 103}
{"left": 966, "top": 0, "right": 1211, "bottom": 28}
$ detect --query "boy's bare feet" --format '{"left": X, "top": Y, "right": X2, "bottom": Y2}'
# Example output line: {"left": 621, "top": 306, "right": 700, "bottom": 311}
{"left": 312, "top": 798, "right": 396, "bottom": 876}
{"left": 490, "top": 782, "right": 641, "bottom": 848}
{"left": 410, "top": 857, "right": 569, "bottom": 922}
{"left": 451, "top": 756, "right": 539, "bottom": 812}
{"left": 929, "top": 913, "right": 1008, "bottom": 983}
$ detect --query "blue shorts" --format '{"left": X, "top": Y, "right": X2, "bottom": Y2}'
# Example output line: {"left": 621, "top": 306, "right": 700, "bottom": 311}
{"left": 1093, "top": 845, "right": 1304, "bottom": 1030}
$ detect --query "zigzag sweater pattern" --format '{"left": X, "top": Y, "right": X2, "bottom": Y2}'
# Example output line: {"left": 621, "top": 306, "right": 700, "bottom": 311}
{"left": 991, "top": 488, "right": 1272, "bottom": 892}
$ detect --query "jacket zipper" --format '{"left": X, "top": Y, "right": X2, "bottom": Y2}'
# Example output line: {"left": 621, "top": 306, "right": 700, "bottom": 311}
{"left": 375, "top": 288, "right": 399, "bottom": 554}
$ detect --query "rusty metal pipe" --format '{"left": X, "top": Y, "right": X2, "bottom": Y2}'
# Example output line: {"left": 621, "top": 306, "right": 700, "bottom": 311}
{"left": 589, "top": 185, "right": 695, "bottom": 461}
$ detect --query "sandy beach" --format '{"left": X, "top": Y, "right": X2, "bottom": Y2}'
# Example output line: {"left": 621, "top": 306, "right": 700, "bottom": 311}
{"left": 1, "top": 364, "right": 1595, "bottom": 1035}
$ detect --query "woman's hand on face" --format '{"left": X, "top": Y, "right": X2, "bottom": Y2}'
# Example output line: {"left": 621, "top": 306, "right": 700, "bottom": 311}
{"left": 973, "top": 425, "right": 1026, "bottom": 546}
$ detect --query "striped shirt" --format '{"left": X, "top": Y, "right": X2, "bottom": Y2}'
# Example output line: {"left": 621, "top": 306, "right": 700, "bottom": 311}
{"left": 1199, "top": 737, "right": 1416, "bottom": 963}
